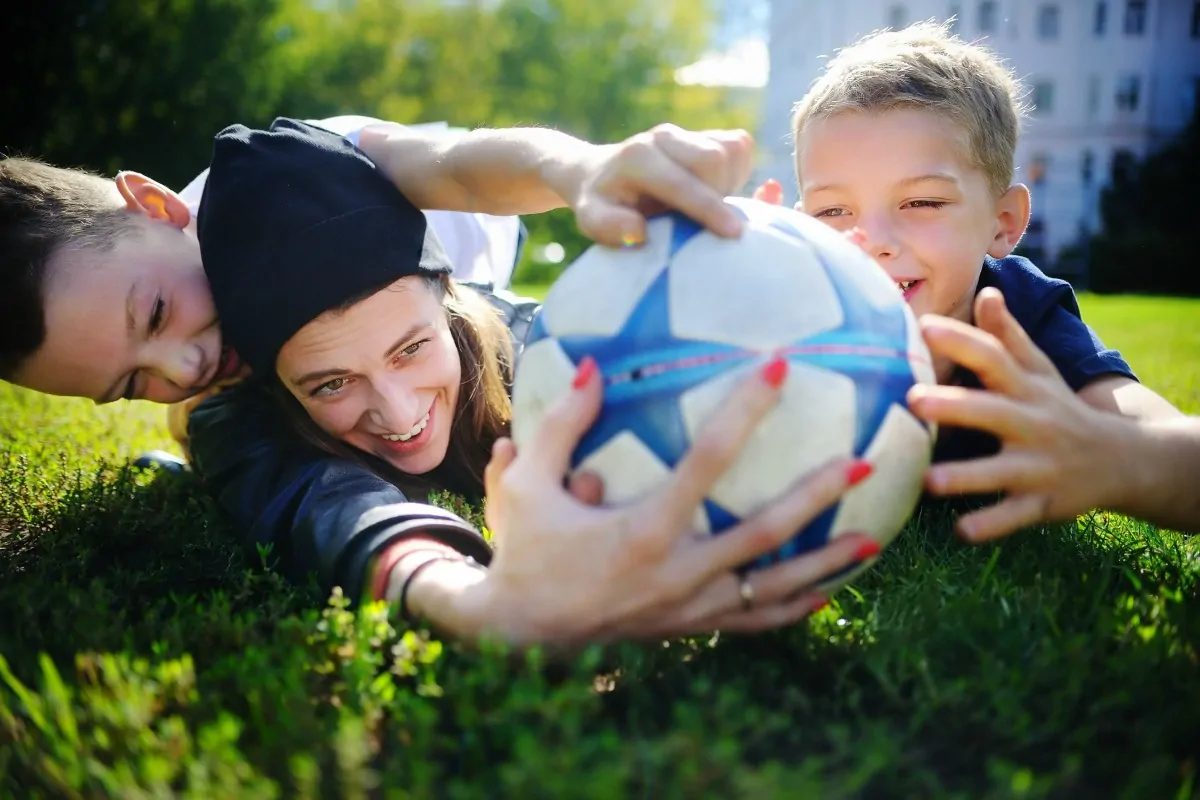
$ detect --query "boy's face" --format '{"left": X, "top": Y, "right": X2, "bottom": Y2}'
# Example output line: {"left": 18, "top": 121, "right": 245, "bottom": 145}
{"left": 12, "top": 207, "right": 240, "bottom": 405}
{"left": 795, "top": 108, "right": 1029, "bottom": 323}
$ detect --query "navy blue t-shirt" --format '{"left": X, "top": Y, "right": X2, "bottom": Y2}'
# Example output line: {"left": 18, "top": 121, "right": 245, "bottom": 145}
{"left": 931, "top": 255, "right": 1137, "bottom": 463}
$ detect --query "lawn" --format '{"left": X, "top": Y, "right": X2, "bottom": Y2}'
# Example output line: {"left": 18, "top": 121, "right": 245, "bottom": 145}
{"left": 1, "top": 292, "right": 1197, "bottom": 798}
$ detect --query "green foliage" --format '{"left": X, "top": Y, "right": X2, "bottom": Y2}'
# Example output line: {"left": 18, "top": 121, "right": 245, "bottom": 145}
{"left": 4, "top": 0, "right": 748, "bottom": 290}
{"left": 1088, "top": 115, "right": 1200, "bottom": 296}
{"left": 1, "top": 295, "right": 1199, "bottom": 796}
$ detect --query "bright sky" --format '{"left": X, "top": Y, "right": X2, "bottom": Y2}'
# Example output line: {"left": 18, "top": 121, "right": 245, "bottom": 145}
{"left": 674, "top": 36, "right": 769, "bottom": 88}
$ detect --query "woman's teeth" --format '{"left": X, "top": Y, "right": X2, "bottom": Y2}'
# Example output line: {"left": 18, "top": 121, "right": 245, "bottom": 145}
{"left": 381, "top": 412, "right": 430, "bottom": 442}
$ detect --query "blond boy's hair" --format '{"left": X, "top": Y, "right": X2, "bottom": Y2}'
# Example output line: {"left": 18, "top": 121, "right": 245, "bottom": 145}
{"left": 791, "top": 20, "right": 1028, "bottom": 197}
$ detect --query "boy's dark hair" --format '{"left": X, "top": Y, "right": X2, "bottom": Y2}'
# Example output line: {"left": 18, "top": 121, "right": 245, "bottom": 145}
{"left": 0, "top": 157, "right": 131, "bottom": 380}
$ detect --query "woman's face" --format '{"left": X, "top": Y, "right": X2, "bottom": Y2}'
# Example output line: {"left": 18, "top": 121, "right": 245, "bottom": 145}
{"left": 276, "top": 276, "right": 462, "bottom": 475}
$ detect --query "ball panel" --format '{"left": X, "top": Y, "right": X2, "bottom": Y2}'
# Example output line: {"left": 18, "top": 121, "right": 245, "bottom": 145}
{"left": 510, "top": 337, "right": 576, "bottom": 452}
{"left": 540, "top": 215, "right": 676, "bottom": 338}
{"left": 678, "top": 360, "right": 857, "bottom": 519}
{"left": 577, "top": 430, "right": 711, "bottom": 533}
{"left": 668, "top": 227, "right": 846, "bottom": 350}
{"left": 828, "top": 404, "right": 931, "bottom": 547}
{"left": 905, "top": 310, "right": 938, "bottom": 388}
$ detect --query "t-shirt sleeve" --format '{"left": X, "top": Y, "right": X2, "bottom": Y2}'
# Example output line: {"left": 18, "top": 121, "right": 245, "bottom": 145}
{"left": 1032, "top": 302, "right": 1138, "bottom": 391}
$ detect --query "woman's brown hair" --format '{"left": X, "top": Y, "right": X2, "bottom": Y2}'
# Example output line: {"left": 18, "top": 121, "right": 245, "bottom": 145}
{"left": 269, "top": 275, "right": 515, "bottom": 502}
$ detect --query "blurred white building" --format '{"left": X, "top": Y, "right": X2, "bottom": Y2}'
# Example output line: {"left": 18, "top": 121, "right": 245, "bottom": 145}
{"left": 758, "top": 0, "right": 1200, "bottom": 270}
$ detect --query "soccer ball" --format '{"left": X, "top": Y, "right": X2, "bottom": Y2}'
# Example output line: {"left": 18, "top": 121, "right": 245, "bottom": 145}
{"left": 511, "top": 198, "right": 936, "bottom": 584}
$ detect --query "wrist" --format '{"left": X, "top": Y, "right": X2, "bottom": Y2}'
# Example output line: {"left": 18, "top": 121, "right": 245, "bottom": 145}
{"left": 1103, "top": 413, "right": 1163, "bottom": 518}
{"left": 399, "top": 556, "right": 491, "bottom": 636}
{"left": 538, "top": 141, "right": 612, "bottom": 208}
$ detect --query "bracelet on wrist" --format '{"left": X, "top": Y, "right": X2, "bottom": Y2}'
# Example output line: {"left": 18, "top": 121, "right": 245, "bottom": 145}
{"left": 387, "top": 554, "right": 487, "bottom": 623}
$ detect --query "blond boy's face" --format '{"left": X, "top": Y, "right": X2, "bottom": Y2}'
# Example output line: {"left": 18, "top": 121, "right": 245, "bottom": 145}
{"left": 795, "top": 108, "right": 1028, "bottom": 324}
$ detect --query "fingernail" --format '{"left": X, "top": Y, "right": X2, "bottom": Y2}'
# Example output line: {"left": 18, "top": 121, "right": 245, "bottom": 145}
{"left": 845, "top": 460, "right": 873, "bottom": 486}
{"left": 811, "top": 596, "right": 830, "bottom": 613}
{"left": 760, "top": 354, "right": 788, "bottom": 387}
{"left": 852, "top": 539, "right": 881, "bottom": 561}
{"left": 620, "top": 230, "right": 645, "bottom": 248}
{"left": 572, "top": 356, "right": 598, "bottom": 389}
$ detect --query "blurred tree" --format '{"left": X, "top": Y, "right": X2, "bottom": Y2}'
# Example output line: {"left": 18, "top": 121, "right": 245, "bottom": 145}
{"left": 1088, "top": 113, "right": 1199, "bottom": 295}
{"left": 4, "top": 0, "right": 750, "bottom": 282}
{"left": 3, "top": 0, "right": 297, "bottom": 188}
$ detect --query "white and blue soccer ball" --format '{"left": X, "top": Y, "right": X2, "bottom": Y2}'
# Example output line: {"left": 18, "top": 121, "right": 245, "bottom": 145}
{"left": 511, "top": 198, "right": 936, "bottom": 584}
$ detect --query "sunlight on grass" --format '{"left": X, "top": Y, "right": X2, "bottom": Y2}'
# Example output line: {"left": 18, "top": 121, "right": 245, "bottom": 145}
{"left": 1, "top": 293, "right": 1198, "bottom": 796}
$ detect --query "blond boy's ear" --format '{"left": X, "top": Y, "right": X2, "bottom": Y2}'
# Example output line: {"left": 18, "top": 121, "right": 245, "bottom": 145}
{"left": 988, "top": 183, "right": 1032, "bottom": 259}
{"left": 114, "top": 172, "right": 192, "bottom": 230}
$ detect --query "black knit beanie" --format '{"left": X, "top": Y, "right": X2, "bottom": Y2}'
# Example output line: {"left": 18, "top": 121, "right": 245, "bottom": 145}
{"left": 197, "top": 117, "right": 453, "bottom": 377}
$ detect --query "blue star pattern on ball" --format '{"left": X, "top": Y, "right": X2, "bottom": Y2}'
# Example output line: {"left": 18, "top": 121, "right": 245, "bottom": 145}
{"left": 521, "top": 209, "right": 923, "bottom": 567}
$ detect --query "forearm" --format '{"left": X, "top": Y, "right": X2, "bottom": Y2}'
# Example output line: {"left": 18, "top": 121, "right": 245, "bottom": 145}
{"left": 1113, "top": 416, "right": 1200, "bottom": 533}
{"left": 358, "top": 125, "right": 603, "bottom": 216}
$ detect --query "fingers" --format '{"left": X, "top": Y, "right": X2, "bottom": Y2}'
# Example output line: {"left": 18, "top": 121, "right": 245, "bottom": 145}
{"left": 567, "top": 469, "right": 605, "bottom": 506}
{"left": 573, "top": 197, "right": 653, "bottom": 250}
{"left": 746, "top": 532, "right": 879, "bottom": 604}
{"left": 954, "top": 493, "right": 1052, "bottom": 543}
{"left": 483, "top": 437, "right": 517, "bottom": 496}
{"left": 973, "top": 289, "right": 1060, "bottom": 378}
{"left": 692, "top": 591, "right": 830, "bottom": 635}
{"left": 648, "top": 356, "right": 789, "bottom": 530}
{"left": 752, "top": 178, "right": 784, "bottom": 205}
{"left": 692, "top": 455, "right": 867, "bottom": 579}
{"left": 924, "top": 451, "right": 1049, "bottom": 497}
{"left": 574, "top": 128, "right": 747, "bottom": 245}
{"left": 651, "top": 124, "right": 751, "bottom": 197}
{"left": 523, "top": 356, "right": 605, "bottom": 477}
{"left": 906, "top": 384, "right": 1032, "bottom": 442}
{"left": 917, "top": 315, "right": 1030, "bottom": 398}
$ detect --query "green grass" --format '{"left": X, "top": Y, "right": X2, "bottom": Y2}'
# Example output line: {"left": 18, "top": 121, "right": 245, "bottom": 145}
{"left": 1, "top": 293, "right": 1198, "bottom": 798}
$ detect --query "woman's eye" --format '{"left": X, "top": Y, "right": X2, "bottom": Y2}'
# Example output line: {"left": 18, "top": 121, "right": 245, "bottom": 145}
{"left": 398, "top": 339, "right": 429, "bottom": 359}
{"left": 149, "top": 295, "right": 165, "bottom": 333}
{"left": 314, "top": 377, "right": 349, "bottom": 397}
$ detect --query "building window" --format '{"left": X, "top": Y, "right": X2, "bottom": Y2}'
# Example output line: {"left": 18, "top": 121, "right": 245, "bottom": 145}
{"left": 1191, "top": 1, "right": 1199, "bottom": 37}
{"left": 949, "top": 5, "right": 962, "bottom": 34}
{"left": 1031, "top": 80, "right": 1055, "bottom": 115}
{"left": 1116, "top": 74, "right": 1141, "bottom": 111}
{"left": 1081, "top": 150, "right": 1095, "bottom": 184}
{"left": 1095, "top": 1, "right": 1108, "bottom": 34}
{"left": 979, "top": 0, "right": 998, "bottom": 33}
{"left": 1029, "top": 155, "right": 1050, "bottom": 185}
{"left": 1038, "top": 4, "right": 1060, "bottom": 38}
{"left": 1087, "top": 75, "right": 1102, "bottom": 118}
{"left": 888, "top": 3, "right": 907, "bottom": 29}
{"left": 1124, "top": 0, "right": 1147, "bottom": 35}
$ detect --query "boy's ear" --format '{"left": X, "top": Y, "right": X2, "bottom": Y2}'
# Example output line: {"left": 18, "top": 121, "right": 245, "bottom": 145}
{"left": 115, "top": 172, "right": 191, "bottom": 230}
{"left": 988, "top": 183, "right": 1032, "bottom": 259}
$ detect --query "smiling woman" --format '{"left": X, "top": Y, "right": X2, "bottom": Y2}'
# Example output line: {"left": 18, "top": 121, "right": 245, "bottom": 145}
{"left": 186, "top": 117, "right": 881, "bottom": 648}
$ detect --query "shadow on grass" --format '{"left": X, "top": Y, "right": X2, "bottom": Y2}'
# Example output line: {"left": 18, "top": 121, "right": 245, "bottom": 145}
{"left": 0, "top": 461, "right": 321, "bottom": 682}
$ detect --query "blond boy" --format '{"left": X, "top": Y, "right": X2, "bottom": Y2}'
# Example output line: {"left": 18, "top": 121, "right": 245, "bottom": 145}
{"left": 770, "top": 22, "right": 1182, "bottom": 538}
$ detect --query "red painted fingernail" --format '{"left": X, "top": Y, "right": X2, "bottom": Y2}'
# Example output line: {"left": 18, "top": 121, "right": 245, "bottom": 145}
{"left": 572, "top": 356, "right": 598, "bottom": 389}
{"left": 761, "top": 355, "right": 788, "bottom": 387}
{"left": 852, "top": 540, "right": 881, "bottom": 561}
{"left": 846, "top": 460, "right": 873, "bottom": 486}
{"left": 811, "top": 596, "right": 830, "bottom": 613}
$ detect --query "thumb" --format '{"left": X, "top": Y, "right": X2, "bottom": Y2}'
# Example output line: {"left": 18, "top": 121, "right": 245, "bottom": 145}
{"left": 573, "top": 196, "right": 648, "bottom": 248}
